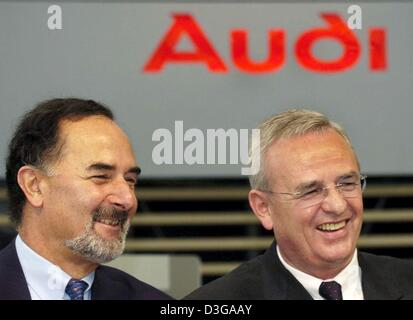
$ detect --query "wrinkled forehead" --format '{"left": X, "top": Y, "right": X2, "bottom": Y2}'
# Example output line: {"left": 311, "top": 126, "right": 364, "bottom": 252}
{"left": 265, "top": 129, "right": 359, "bottom": 185}
{"left": 56, "top": 116, "right": 137, "bottom": 167}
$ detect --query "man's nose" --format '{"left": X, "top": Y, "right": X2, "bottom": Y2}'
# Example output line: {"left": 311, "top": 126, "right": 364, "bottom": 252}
{"left": 320, "top": 186, "right": 347, "bottom": 215}
{"left": 107, "top": 179, "right": 137, "bottom": 212}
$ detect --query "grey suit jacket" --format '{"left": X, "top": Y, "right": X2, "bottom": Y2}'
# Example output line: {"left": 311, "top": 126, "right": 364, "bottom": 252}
{"left": 0, "top": 239, "right": 172, "bottom": 300}
{"left": 186, "top": 242, "right": 413, "bottom": 300}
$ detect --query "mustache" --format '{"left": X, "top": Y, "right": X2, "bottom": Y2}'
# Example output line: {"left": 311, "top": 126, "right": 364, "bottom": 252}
{"left": 92, "top": 207, "right": 129, "bottom": 223}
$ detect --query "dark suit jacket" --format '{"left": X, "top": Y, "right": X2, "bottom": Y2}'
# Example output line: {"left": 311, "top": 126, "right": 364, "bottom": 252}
{"left": 186, "top": 242, "right": 413, "bottom": 300}
{"left": 0, "top": 240, "right": 172, "bottom": 300}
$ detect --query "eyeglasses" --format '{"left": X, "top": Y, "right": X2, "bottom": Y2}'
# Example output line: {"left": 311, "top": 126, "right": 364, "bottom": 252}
{"left": 262, "top": 175, "right": 367, "bottom": 208}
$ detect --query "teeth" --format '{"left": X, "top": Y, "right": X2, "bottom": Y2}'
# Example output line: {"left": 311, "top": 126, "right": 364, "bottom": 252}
{"left": 317, "top": 221, "right": 346, "bottom": 232}
{"left": 98, "top": 219, "right": 120, "bottom": 226}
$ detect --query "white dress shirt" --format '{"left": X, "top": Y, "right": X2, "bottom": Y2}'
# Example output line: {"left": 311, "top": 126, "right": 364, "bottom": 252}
{"left": 276, "top": 245, "right": 364, "bottom": 300}
{"left": 15, "top": 235, "right": 95, "bottom": 300}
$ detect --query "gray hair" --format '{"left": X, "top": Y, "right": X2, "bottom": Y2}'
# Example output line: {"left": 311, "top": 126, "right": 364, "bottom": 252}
{"left": 249, "top": 109, "right": 357, "bottom": 190}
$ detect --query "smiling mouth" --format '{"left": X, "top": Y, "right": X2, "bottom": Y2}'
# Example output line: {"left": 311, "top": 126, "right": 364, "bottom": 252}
{"left": 95, "top": 218, "right": 123, "bottom": 227}
{"left": 93, "top": 216, "right": 128, "bottom": 228}
{"left": 317, "top": 220, "right": 348, "bottom": 232}
{"left": 92, "top": 208, "right": 129, "bottom": 231}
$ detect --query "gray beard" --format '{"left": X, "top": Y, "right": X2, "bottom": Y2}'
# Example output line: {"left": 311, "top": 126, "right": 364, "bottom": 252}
{"left": 64, "top": 219, "right": 130, "bottom": 264}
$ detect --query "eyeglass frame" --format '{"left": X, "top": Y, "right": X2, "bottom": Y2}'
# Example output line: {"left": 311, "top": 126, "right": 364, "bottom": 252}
{"left": 260, "top": 174, "right": 367, "bottom": 205}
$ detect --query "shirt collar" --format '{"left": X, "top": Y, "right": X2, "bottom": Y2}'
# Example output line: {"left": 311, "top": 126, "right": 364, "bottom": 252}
{"left": 276, "top": 245, "right": 363, "bottom": 300}
{"left": 15, "top": 235, "right": 95, "bottom": 300}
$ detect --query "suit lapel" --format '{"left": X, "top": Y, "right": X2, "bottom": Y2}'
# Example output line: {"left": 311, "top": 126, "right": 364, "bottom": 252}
{"left": 0, "top": 239, "right": 31, "bottom": 300}
{"left": 263, "top": 246, "right": 404, "bottom": 300}
{"left": 91, "top": 266, "right": 129, "bottom": 300}
{"left": 358, "top": 252, "right": 403, "bottom": 300}
{"left": 261, "top": 243, "right": 313, "bottom": 300}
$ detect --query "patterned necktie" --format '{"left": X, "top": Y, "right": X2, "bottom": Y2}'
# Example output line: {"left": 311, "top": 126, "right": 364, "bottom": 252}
{"left": 319, "top": 281, "right": 343, "bottom": 300}
{"left": 65, "top": 279, "right": 89, "bottom": 300}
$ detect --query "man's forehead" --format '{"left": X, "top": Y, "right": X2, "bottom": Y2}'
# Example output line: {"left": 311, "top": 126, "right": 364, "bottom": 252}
{"left": 59, "top": 116, "right": 118, "bottom": 136}
{"left": 268, "top": 129, "right": 354, "bottom": 161}
{"left": 57, "top": 116, "right": 137, "bottom": 167}
{"left": 59, "top": 116, "right": 130, "bottom": 146}
{"left": 265, "top": 130, "right": 358, "bottom": 184}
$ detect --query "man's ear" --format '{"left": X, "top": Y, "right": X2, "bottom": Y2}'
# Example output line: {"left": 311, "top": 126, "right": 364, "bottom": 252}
{"left": 17, "top": 165, "right": 45, "bottom": 208}
{"left": 248, "top": 189, "right": 273, "bottom": 231}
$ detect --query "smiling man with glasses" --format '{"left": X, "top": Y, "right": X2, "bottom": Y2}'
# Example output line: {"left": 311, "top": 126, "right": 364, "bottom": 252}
{"left": 186, "top": 109, "right": 413, "bottom": 300}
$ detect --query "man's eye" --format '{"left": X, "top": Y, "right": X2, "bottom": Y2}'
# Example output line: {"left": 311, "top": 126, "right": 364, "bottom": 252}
{"left": 299, "top": 188, "right": 321, "bottom": 199}
{"left": 92, "top": 175, "right": 109, "bottom": 180}
{"left": 126, "top": 178, "right": 137, "bottom": 186}
{"left": 339, "top": 182, "right": 357, "bottom": 190}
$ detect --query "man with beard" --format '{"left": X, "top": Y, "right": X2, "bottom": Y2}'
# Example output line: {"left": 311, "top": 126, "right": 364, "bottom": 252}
{"left": 0, "top": 98, "right": 171, "bottom": 300}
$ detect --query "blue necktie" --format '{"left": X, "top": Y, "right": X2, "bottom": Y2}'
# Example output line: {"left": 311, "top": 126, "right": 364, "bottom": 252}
{"left": 319, "top": 281, "right": 343, "bottom": 300}
{"left": 65, "top": 279, "right": 89, "bottom": 300}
